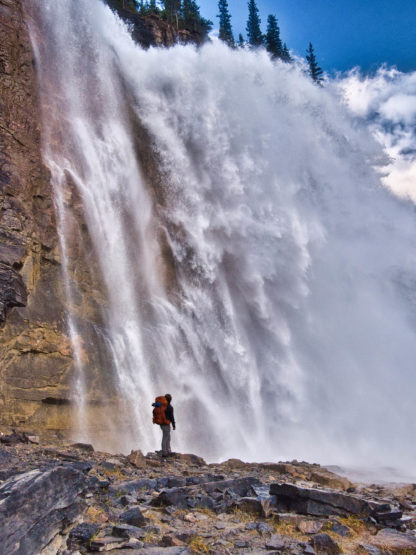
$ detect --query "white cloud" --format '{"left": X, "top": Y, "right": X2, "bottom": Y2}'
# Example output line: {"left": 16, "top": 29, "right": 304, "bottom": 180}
{"left": 380, "top": 93, "right": 416, "bottom": 123}
{"left": 336, "top": 67, "right": 416, "bottom": 203}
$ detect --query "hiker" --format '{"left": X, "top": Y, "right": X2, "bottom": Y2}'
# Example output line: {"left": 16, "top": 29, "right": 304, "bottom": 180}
{"left": 152, "top": 393, "right": 176, "bottom": 456}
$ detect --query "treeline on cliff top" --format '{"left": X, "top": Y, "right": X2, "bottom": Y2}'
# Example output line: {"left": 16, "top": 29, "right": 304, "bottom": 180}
{"left": 111, "top": 0, "right": 324, "bottom": 84}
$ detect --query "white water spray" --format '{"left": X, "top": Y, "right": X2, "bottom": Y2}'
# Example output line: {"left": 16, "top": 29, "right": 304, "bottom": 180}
{"left": 28, "top": 0, "right": 416, "bottom": 472}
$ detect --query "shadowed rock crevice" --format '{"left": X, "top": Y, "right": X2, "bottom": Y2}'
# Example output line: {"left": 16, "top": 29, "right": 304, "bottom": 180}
{"left": 0, "top": 261, "right": 27, "bottom": 323}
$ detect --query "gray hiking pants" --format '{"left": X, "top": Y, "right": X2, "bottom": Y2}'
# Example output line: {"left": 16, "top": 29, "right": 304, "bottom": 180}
{"left": 160, "top": 424, "right": 171, "bottom": 455}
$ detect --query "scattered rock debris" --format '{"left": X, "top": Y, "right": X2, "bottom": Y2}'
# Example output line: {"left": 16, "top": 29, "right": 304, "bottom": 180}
{"left": 0, "top": 438, "right": 415, "bottom": 554}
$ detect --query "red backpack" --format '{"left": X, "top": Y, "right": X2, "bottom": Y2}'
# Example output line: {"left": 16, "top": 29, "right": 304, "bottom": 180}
{"left": 152, "top": 396, "right": 170, "bottom": 425}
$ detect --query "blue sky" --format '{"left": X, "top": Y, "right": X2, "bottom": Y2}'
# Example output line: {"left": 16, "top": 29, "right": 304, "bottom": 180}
{"left": 198, "top": 0, "right": 416, "bottom": 74}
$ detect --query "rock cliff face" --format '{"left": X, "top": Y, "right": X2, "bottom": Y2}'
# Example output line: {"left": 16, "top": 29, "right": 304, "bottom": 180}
{"left": 0, "top": 0, "right": 74, "bottom": 433}
{"left": 105, "top": 0, "right": 207, "bottom": 47}
{"left": 0, "top": 0, "right": 190, "bottom": 440}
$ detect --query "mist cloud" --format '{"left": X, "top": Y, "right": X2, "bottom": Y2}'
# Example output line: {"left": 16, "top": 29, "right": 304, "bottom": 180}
{"left": 336, "top": 67, "right": 416, "bottom": 203}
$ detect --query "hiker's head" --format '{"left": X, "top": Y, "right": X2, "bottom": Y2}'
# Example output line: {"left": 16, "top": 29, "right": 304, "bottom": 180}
{"left": 165, "top": 393, "right": 172, "bottom": 403}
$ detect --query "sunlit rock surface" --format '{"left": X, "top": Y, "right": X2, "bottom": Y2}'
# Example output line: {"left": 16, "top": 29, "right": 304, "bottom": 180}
{"left": 0, "top": 0, "right": 112, "bottom": 438}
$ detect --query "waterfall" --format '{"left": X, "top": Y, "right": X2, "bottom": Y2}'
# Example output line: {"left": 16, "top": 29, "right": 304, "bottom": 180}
{"left": 27, "top": 0, "right": 416, "bottom": 473}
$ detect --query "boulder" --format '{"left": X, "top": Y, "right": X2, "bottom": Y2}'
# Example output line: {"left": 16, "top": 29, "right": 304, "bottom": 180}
{"left": 234, "top": 540, "right": 249, "bottom": 548}
{"left": 202, "top": 476, "right": 261, "bottom": 497}
{"left": 119, "top": 506, "right": 147, "bottom": 527}
{"left": 0, "top": 465, "right": 87, "bottom": 554}
{"left": 310, "top": 533, "right": 341, "bottom": 554}
{"left": 234, "top": 497, "right": 264, "bottom": 515}
{"left": 368, "top": 528, "right": 416, "bottom": 551}
{"left": 67, "top": 522, "right": 100, "bottom": 551}
{"left": 167, "top": 475, "right": 187, "bottom": 488}
{"left": 171, "top": 453, "right": 206, "bottom": 466}
{"left": 276, "top": 513, "right": 304, "bottom": 525}
{"left": 257, "top": 522, "right": 274, "bottom": 535}
{"left": 330, "top": 520, "right": 351, "bottom": 537}
{"left": 372, "top": 506, "right": 403, "bottom": 527}
{"left": 265, "top": 533, "right": 287, "bottom": 550}
{"left": 90, "top": 536, "right": 127, "bottom": 551}
{"left": 111, "top": 523, "right": 146, "bottom": 539}
{"left": 27, "top": 435, "right": 40, "bottom": 444}
{"left": 310, "top": 469, "right": 351, "bottom": 491}
{"left": 0, "top": 429, "right": 30, "bottom": 445}
{"left": 127, "top": 449, "right": 147, "bottom": 468}
{"left": 270, "top": 482, "right": 373, "bottom": 517}
{"left": 297, "top": 519, "right": 324, "bottom": 534}
{"left": 71, "top": 442, "right": 95, "bottom": 452}
{"left": 216, "top": 458, "right": 248, "bottom": 469}
{"left": 150, "top": 486, "right": 191, "bottom": 509}
{"left": 159, "top": 534, "right": 187, "bottom": 547}
{"left": 185, "top": 474, "right": 225, "bottom": 485}
{"left": 259, "top": 462, "right": 299, "bottom": 476}
{"left": 118, "top": 494, "right": 136, "bottom": 507}
{"left": 234, "top": 496, "right": 274, "bottom": 518}
{"left": 110, "top": 477, "right": 157, "bottom": 495}
{"left": 150, "top": 476, "right": 261, "bottom": 511}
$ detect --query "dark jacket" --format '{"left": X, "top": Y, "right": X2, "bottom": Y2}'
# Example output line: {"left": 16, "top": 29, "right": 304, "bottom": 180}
{"left": 165, "top": 403, "right": 175, "bottom": 427}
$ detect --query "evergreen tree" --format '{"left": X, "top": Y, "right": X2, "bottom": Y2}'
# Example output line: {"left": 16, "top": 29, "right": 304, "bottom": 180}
{"left": 238, "top": 33, "right": 245, "bottom": 48}
{"left": 217, "top": 0, "right": 234, "bottom": 47}
{"left": 136, "top": 0, "right": 159, "bottom": 14}
{"left": 163, "top": 0, "right": 181, "bottom": 26}
{"left": 265, "top": 14, "right": 282, "bottom": 59}
{"left": 282, "top": 42, "right": 291, "bottom": 62}
{"left": 306, "top": 42, "right": 323, "bottom": 83}
{"left": 182, "top": 0, "right": 212, "bottom": 34}
{"left": 182, "top": 0, "right": 198, "bottom": 27}
{"left": 246, "top": 0, "right": 263, "bottom": 47}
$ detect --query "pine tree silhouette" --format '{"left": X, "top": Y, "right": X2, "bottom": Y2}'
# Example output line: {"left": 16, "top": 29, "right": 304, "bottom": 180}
{"left": 163, "top": 0, "right": 180, "bottom": 26}
{"left": 282, "top": 43, "right": 291, "bottom": 63}
{"left": 265, "top": 14, "right": 282, "bottom": 59}
{"left": 306, "top": 42, "right": 324, "bottom": 84}
{"left": 217, "top": 0, "right": 234, "bottom": 47}
{"left": 246, "top": 0, "right": 263, "bottom": 47}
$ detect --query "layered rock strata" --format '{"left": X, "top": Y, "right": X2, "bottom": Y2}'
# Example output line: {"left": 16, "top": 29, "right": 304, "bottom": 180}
{"left": 0, "top": 0, "right": 67, "bottom": 430}
{"left": 0, "top": 0, "right": 115, "bottom": 438}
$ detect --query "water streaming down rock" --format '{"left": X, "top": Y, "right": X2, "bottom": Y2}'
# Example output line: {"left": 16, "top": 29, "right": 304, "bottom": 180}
{"left": 28, "top": 0, "right": 416, "bottom": 471}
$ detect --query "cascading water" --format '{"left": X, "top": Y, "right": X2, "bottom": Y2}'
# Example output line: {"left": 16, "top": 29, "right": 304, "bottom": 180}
{"left": 27, "top": 0, "right": 416, "bottom": 473}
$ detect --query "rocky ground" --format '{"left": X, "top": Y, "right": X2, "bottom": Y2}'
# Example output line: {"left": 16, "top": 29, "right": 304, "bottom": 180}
{"left": 0, "top": 431, "right": 415, "bottom": 554}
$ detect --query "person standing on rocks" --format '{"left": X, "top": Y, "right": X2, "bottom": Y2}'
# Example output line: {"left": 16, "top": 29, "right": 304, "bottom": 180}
{"left": 163, "top": 394, "right": 175, "bottom": 456}
{"left": 152, "top": 393, "right": 176, "bottom": 456}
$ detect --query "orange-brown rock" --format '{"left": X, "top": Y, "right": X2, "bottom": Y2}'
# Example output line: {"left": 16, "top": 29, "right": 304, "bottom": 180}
{"left": 310, "top": 469, "right": 352, "bottom": 491}
{"left": 0, "top": 0, "right": 114, "bottom": 440}
{"left": 127, "top": 449, "right": 147, "bottom": 468}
